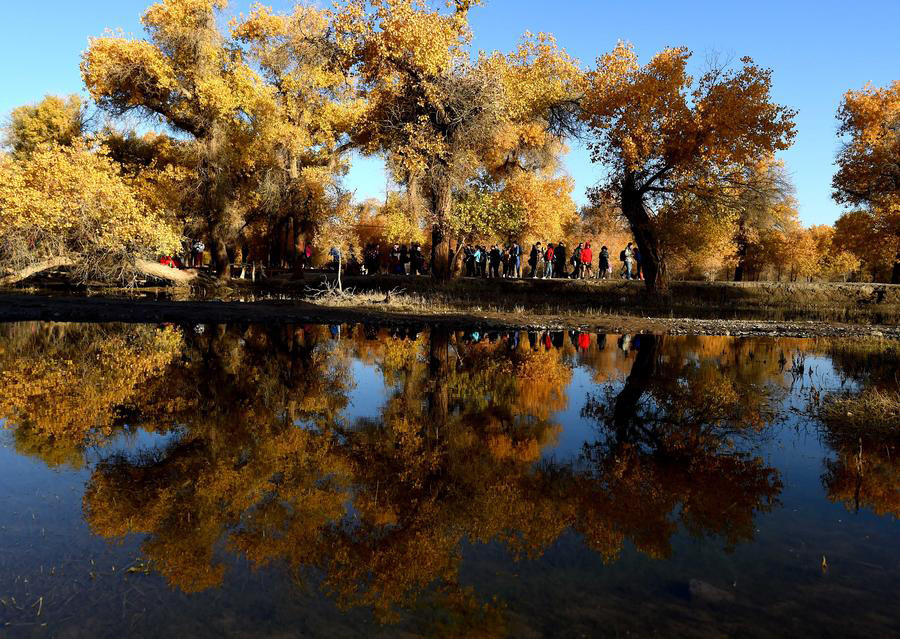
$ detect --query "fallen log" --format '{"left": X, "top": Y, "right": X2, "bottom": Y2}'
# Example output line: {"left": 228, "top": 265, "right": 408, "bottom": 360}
{"left": 0, "top": 257, "right": 74, "bottom": 286}
{"left": 1, "top": 257, "right": 199, "bottom": 286}
{"left": 134, "top": 259, "right": 199, "bottom": 284}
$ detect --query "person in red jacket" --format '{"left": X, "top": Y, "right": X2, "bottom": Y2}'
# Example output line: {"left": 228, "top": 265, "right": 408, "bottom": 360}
{"left": 581, "top": 242, "right": 593, "bottom": 279}
{"left": 577, "top": 331, "right": 590, "bottom": 351}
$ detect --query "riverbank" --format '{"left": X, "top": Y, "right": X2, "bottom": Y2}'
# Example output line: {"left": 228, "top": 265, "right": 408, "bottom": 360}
{"left": 1, "top": 290, "right": 898, "bottom": 339}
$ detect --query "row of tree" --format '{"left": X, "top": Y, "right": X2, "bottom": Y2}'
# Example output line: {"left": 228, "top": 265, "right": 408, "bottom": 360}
{"left": 1, "top": 0, "right": 897, "bottom": 289}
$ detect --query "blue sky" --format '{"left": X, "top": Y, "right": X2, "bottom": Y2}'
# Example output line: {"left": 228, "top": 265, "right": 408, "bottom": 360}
{"left": 1, "top": 0, "right": 897, "bottom": 225}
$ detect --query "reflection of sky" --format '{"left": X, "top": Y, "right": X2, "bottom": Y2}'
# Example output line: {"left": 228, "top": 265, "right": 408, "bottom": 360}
{"left": 2, "top": 335, "right": 898, "bottom": 638}
{"left": 343, "top": 360, "right": 388, "bottom": 424}
{"left": 540, "top": 365, "right": 624, "bottom": 463}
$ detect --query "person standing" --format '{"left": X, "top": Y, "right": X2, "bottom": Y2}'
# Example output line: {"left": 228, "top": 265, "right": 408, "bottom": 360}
{"left": 634, "top": 247, "right": 644, "bottom": 280}
{"left": 512, "top": 242, "right": 522, "bottom": 278}
{"left": 544, "top": 243, "right": 555, "bottom": 279}
{"left": 489, "top": 245, "right": 502, "bottom": 278}
{"left": 556, "top": 242, "right": 568, "bottom": 278}
{"left": 192, "top": 239, "right": 205, "bottom": 268}
{"left": 329, "top": 245, "right": 341, "bottom": 271}
{"left": 572, "top": 242, "right": 583, "bottom": 279}
{"left": 582, "top": 242, "right": 593, "bottom": 279}
{"left": 598, "top": 245, "right": 610, "bottom": 279}
{"left": 399, "top": 244, "right": 409, "bottom": 275}
{"left": 622, "top": 242, "right": 634, "bottom": 280}
{"left": 410, "top": 244, "right": 424, "bottom": 275}
{"left": 390, "top": 244, "right": 401, "bottom": 274}
{"left": 528, "top": 242, "right": 540, "bottom": 278}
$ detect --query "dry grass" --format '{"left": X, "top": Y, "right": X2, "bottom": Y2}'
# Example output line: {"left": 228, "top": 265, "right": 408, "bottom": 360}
{"left": 303, "top": 280, "right": 456, "bottom": 313}
{"left": 290, "top": 274, "right": 900, "bottom": 325}
{"left": 819, "top": 387, "right": 900, "bottom": 436}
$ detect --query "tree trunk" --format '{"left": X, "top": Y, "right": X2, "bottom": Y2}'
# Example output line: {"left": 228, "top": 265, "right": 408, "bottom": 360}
{"left": 210, "top": 233, "right": 230, "bottom": 280}
{"left": 1, "top": 257, "right": 199, "bottom": 286}
{"left": 292, "top": 214, "right": 307, "bottom": 279}
{"left": 428, "top": 328, "right": 451, "bottom": 428}
{"left": 734, "top": 221, "right": 747, "bottom": 282}
{"left": 210, "top": 239, "right": 231, "bottom": 280}
{"left": 336, "top": 253, "right": 342, "bottom": 292}
{"left": 892, "top": 258, "right": 900, "bottom": 284}
{"left": 134, "top": 260, "right": 198, "bottom": 284}
{"left": 621, "top": 176, "right": 667, "bottom": 292}
{"left": 429, "top": 182, "right": 453, "bottom": 281}
{"left": 0, "top": 257, "right": 74, "bottom": 285}
{"left": 612, "top": 334, "right": 658, "bottom": 444}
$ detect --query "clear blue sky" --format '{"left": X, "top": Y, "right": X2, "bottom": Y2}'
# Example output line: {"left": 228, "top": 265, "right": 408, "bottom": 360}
{"left": 1, "top": 0, "right": 897, "bottom": 225}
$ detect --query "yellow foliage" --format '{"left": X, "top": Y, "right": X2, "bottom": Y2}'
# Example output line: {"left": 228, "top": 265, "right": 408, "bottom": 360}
{"left": 4, "top": 94, "right": 86, "bottom": 157}
{"left": 833, "top": 81, "right": 900, "bottom": 212}
{"left": 0, "top": 143, "right": 181, "bottom": 281}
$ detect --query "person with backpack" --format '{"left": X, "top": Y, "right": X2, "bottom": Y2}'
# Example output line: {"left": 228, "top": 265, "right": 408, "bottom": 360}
{"left": 556, "top": 241, "right": 568, "bottom": 278}
{"left": 598, "top": 245, "right": 610, "bottom": 279}
{"left": 543, "top": 243, "right": 555, "bottom": 278}
{"left": 572, "top": 242, "right": 583, "bottom": 279}
{"left": 633, "top": 246, "right": 644, "bottom": 280}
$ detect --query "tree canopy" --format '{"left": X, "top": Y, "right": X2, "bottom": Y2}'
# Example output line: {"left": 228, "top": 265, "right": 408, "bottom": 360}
{"left": 580, "top": 43, "right": 797, "bottom": 290}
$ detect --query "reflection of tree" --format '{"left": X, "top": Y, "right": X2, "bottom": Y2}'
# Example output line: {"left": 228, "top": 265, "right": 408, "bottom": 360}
{"left": 83, "top": 324, "right": 354, "bottom": 592}
{"left": 0, "top": 322, "right": 181, "bottom": 467}
{"left": 579, "top": 335, "right": 783, "bottom": 558}
{"left": 311, "top": 329, "right": 570, "bottom": 622}
{"left": 2, "top": 325, "right": 791, "bottom": 629}
{"left": 822, "top": 431, "right": 899, "bottom": 518}
{"left": 817, "top": 339, "right": 899, "bottom": 518}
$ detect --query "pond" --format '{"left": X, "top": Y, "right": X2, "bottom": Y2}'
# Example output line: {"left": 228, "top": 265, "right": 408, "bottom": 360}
{"left": 0, "top": 322, "right": 897, "bottom": 638}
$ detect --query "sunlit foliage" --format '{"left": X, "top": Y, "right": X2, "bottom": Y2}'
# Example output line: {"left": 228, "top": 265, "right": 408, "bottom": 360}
{"left": 0, "top": 142, "right": 182, "bottom": 283}
{"left": 581, "top": 43, "right": 797, "bottom": 290}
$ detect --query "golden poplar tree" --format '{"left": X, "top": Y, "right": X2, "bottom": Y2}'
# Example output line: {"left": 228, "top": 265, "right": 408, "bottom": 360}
{"left": 832, "top": 81, "right": 900, "bottom": 283}
{"left": 580, "top": 43, "right": 796, "bottom": 291}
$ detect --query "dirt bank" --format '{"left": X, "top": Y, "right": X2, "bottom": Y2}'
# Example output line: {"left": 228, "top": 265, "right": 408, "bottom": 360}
{"left": 1, "top": 293, "right": 898, "bottom": 339}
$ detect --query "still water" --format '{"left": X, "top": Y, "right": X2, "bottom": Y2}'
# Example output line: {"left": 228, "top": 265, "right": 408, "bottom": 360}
{"left": 0, "top": 322, "right": 897, "bottom": 638}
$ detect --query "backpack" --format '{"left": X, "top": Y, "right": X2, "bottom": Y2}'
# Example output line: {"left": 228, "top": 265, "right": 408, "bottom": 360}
{"left": 619, "top": 249, "right": 626, "bottom": 262}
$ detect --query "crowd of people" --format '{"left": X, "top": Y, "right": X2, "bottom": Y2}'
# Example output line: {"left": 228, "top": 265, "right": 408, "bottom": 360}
{"left": 355, "top": 239, "right": 647, "bottom": 280}
{"left": 465, "top": 240, "right": 645, "bottom": 280}
{"left": 361, "top": 242, "right": 428, "bottom": 275}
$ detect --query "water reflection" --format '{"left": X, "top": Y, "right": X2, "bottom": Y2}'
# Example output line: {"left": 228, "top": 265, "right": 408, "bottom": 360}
{"left": 0, "top": 323, "right": 897, "bottom": 636}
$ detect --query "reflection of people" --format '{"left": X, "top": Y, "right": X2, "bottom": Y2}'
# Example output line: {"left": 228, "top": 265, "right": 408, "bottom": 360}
{"left": 577, "top": 332, "right": 590, "bottom": 351}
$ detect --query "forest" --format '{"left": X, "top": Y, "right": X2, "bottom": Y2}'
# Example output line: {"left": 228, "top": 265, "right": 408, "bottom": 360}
{"left": 0, "top": 0, "right": 898, "bottom": 293}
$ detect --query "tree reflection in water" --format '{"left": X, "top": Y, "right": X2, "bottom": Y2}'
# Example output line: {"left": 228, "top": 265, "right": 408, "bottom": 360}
{"left": 817, "top": 340, "right": 900, "bottom": 517}
{"left": 0, "top": 323, "right": 807, "bottom": 626}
